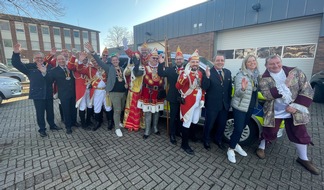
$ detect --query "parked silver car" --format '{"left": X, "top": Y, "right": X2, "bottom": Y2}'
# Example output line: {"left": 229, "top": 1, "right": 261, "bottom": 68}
{"left": 310, "top": 70, "right": 324, "bottom": 103}
{"left": 0, "top": 76, "right": 22, "bottom": 105}
{"left": 0, "top": 63, "right": 28, "bottom": 82}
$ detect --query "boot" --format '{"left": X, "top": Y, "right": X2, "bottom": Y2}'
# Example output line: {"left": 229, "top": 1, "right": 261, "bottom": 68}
{"left": 152, "top": 112, "right": 160, "bottom": 135}
{"left": 106, "top": 110, "right": 114, "bottom": 130}
{"left": 93, "top": 113, "right": 102, "bottom": 131}
{"left": 143, "top": 112, "right": 152, "bottom": 139}
{"left": 59, "top": 103, "right": 64, "bottom": 122}
{"left": 86, "top": 108, "right": 93, "bottom": 126}
{"left": 189, "top": 124, "right": 198, "bottom": 142}
{"left": 79, "top": 110, "right": 90, "bottom": 131}
{"left": 181, "top": 126, "right": 194, "bottom": 155}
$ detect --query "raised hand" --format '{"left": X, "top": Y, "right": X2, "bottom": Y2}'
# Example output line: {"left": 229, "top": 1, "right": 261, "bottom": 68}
{"left": 37, "top": 64, "right": 47, "bottom": 74}
{"left": 13, "top": 43, "right": 21, "bottom": 53}
{"left": 241, "top": 77, "right": 248, "bottom": 91}
{"left": 50, "top": 47, "right": 57, "bottom": 55}
{"left": 158, "top": 54, "right": 164, "bottom": 64}
{"left": 79, "top": 51, "right": 88, "bottom": 62}
{"left": 84, "top": 42, "right": 94, "bottom": 52}
{"left": 205, "top": 66, "right": 210, "bottom": 78}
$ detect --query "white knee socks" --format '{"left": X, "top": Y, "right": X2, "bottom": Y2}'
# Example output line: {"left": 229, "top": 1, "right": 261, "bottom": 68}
{"left": 295, "top": 143, "right": 308, "bottom": 161}
{"left": 258, "top": 139, "right": 266, "bottom": 149}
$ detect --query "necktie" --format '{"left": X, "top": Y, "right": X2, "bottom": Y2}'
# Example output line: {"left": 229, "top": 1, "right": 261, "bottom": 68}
{"left": 218, "top": 70, "right": 223, "bottom": 81}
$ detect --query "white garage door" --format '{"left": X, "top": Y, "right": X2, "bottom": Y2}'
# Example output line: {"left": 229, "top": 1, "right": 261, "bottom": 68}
{"left": 216, "top": 16, "right": 321, "bottom": 79}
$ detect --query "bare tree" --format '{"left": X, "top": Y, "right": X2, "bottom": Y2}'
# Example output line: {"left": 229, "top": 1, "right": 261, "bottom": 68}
{"left": 104, "top": 26, "right": 133, "bottom": 48}
{"left": 0, "top": 0, "right": 65, "bottom": 19}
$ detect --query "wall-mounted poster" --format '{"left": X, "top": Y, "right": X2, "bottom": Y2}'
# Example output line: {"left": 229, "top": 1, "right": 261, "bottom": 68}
{"left": 235, "top": 48, "right": 255, "bottom": 59}
{"left": 257, "top": 47, "right": 270, "bottom": 58}
{"left": 283, "top": 44, "right": 316, "bottom": 58}
{"left": 217, "top": 50, "right": 234, "bottom": 59}
{"left": 269, "top": 46, "right": 282, "bottom": 57}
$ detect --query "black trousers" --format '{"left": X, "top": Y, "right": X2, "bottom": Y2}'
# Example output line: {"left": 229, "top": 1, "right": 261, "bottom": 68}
{"left": 60, "top": 97, "right": 77, "bottom": 129}
{"left": 203, "top": 108, "right": 229, "bottom": 144}
{"left": 169, "top": 102, "right": 181, "bottom": 136}
{"left": 33, "top": 99, "right": 55, "bottom": 132}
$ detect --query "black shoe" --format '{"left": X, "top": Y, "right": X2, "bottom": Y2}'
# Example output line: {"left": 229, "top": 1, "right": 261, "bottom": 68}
{"left": 50, "top": 125, "right": 62, "bottom": 130}
{"left": 82, "top": 125, "right": 91, "bottom": 131}
{"left": 216, "top": 142, "right": 226, "bottom": 150}
{"left": 170, "top": 135, "right": 177, "bottom": 145}
{"left": 143, "top": 135, "right": 149, "bottom": 139}
{"left": 92, "top": 122, "right": 101, "bottom": 131}
{"left": 107, "top": 120, "right": 114, "bottom": 130}
{"left": 181, "top": 145, "right": 194, "bottom": 155}
{"left": 155, "top": 131, "right": 161, "bottom": 135}
{"left": 66, "top": 129, "right": 72, "bottom": 134}
{"left": 39, "top": 131, "right": 48, "bottom": 137}
{"left": 204, "top": 142, "right": 211, "bottom": 150}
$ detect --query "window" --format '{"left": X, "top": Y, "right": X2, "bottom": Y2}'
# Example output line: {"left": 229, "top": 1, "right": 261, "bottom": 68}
{"left": 53, "top": 28, "right": 60, "bottom": 36}
{"left": 31, "top": 41, "right": 40, "bottom": 50}
{"left": 55, "top": 43, "right": 62, "bottom": 50}
{"left": 29, "top": 25, "right": 37, "bottom": 34}
{"left": 18, "top": 40, "right": 27, "bottom": 49}
{"left": 3, "top": 39, "right": 12, "bottom": 47}
{"left": 74, "top": 30, "right": 80, "bottom": 38}
{"left": 91, "top": 32, "right": 97, "bottom": 41}
{"left": 64, "top": 29, "right": 71, "bottom": 37}
{"left": 15, "top": 23, "right": 24, "bottom": 33}
{"left": 0, "top": 21, "right": 10, "bottom": 30}
{"left": 44, "top": 42, "right": 51, "bottom": 50}
{"left": 65, "top": 43, "right": 71, "bottom": 50}
{"left": 42, "top": 26, "right": 49, "bottom": 35}
{"left": 75, "top": 44, "right": 81, "bottom": 51}
{"left": 82, "top": 31, "right": 88, "bottom": 39}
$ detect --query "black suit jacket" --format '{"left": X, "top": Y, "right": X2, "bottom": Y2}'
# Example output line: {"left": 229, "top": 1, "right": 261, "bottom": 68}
{"left": 12, "top": 52, "right": 53, "bottom": 100}
{"left": 202, "top": 67, "right": 232, "bottom": 112}
{"left": 158, "top": 62, "right": 181, "bottom": 103}
{"left": 50, "top": 66, "right": 75, "bottom": 100}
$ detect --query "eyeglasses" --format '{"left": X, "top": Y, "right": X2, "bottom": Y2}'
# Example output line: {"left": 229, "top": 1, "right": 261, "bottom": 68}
{"left": 152, "top": 57, "right": 158, "bottom": 60}
{"left": 102, "top": 54, "right": 108, "bottom": 57}
{"left": 175, "top": 58, "right": 183, "bottom": 61}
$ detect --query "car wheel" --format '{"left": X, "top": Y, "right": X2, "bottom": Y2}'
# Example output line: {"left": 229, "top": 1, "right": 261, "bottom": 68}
{"left": 0, "top": 96, "right": 3, "bottom": 105}
{"left": 223, "top": 112, "right": 259, "bottom": 146}
{"left": 313, "top": 84, "right": 324, "bottom": 103}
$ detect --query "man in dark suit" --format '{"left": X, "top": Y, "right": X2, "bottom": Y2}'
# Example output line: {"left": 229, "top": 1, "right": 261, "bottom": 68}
{"left": 158, "top": 46, "right": 184, "bottom": 145}
{"left": 49, "top": 55, "right": 77, "bottom": 134}
{"left": 12, "top": 43, "right": 61, "bottom": 137}
{"left": 202, "top": 54, "right": 232, "bottom": 150}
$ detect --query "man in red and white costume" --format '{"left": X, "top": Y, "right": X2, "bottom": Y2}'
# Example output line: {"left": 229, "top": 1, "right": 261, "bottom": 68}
{"left": 123, "top": 38, "right": 151, "bottom": 66}
{"left": 67, "top": 52, "right": 93, "bottom": 130}
{"left": 137, "top": 49, "right": 165, "bottom": 139}
{"left": 77, "top": 56, "right": 111, "bottom": 131}
{"left": 176, "top": 49, "right": 205, "bottom": 155}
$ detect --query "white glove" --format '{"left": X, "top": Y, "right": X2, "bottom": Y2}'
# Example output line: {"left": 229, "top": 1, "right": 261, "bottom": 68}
{"left": 199, "top": 100, "right": 205, "bottom": 108}
{"left": 122, "top": 37, "right": 128, "bottom": 50}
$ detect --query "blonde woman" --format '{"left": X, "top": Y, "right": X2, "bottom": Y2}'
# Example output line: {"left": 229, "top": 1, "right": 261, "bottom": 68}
{"left": 227, "top": 55, "right": 260, "bottom": 163}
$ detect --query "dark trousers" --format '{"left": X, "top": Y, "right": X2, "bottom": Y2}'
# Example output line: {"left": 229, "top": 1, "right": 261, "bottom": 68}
{"left": 33, "top": 99, "right": 55, "bottom": 132}
{"left": 169, "top": 102, "right": 181, "bottom": 136}
{"left": 229, "top": 107, "right": 254, "bottom": 149}
{"left": 203, "top": 108, "right": 228, "bottom": 144}
{"left": 60, "top": 97, "right": 77, "bottom": 129}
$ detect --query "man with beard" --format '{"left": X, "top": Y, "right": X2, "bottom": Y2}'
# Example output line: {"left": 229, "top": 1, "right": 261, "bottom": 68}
{"left": 12, "top": 43, "right": 61, "bottom": 137}
{"left": 176, "top": 50, "right": 205, "bottom": 155}
{"left": 158, "top": 46, "right": 184, "bottom": 145}
{"left": 123, "top": 38, "right": 151, "bottom": 66}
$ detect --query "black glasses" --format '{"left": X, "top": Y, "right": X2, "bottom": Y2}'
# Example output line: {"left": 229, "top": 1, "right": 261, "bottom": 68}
{"left": 102, "top": 54, "right": 108, "bottom": 57}
{"left": 152, "top": 57, "right": 158, "bottom": 60}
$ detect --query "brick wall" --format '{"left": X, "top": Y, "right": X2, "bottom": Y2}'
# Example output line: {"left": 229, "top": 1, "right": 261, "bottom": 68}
{"left": 313, "top": 36, "right": 324, "bottom": 74}
{"left": 168, "top": 32, "right": 214, "bottom": 60}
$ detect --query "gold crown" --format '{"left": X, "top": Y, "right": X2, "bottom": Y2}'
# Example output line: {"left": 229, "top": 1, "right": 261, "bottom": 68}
{"left": 175, "top": 46, "right": 183, "bottom": 57}
{"left": 190, "top": 49, "right": 199, "bottom": 60}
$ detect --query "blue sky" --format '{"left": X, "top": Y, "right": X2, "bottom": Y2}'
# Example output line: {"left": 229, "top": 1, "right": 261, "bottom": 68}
{"left": 56, "top": 0, "right": 207, "bottom": 51}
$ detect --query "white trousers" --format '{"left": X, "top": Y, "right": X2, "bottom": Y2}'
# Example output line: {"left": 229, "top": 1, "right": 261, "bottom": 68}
{"left": 93, "top": 89, "right": 112, "bottom": 113}
{"left": 183, "top": 89, "right": 202, "bottom": 128}
{"left": 79, "top": 89, "right": 91, "bottom": 111}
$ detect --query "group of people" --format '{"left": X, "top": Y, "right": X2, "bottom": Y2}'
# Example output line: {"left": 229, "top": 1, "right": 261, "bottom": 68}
{"left": 11, "top": 38, "right": 319, "bottom": 175}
